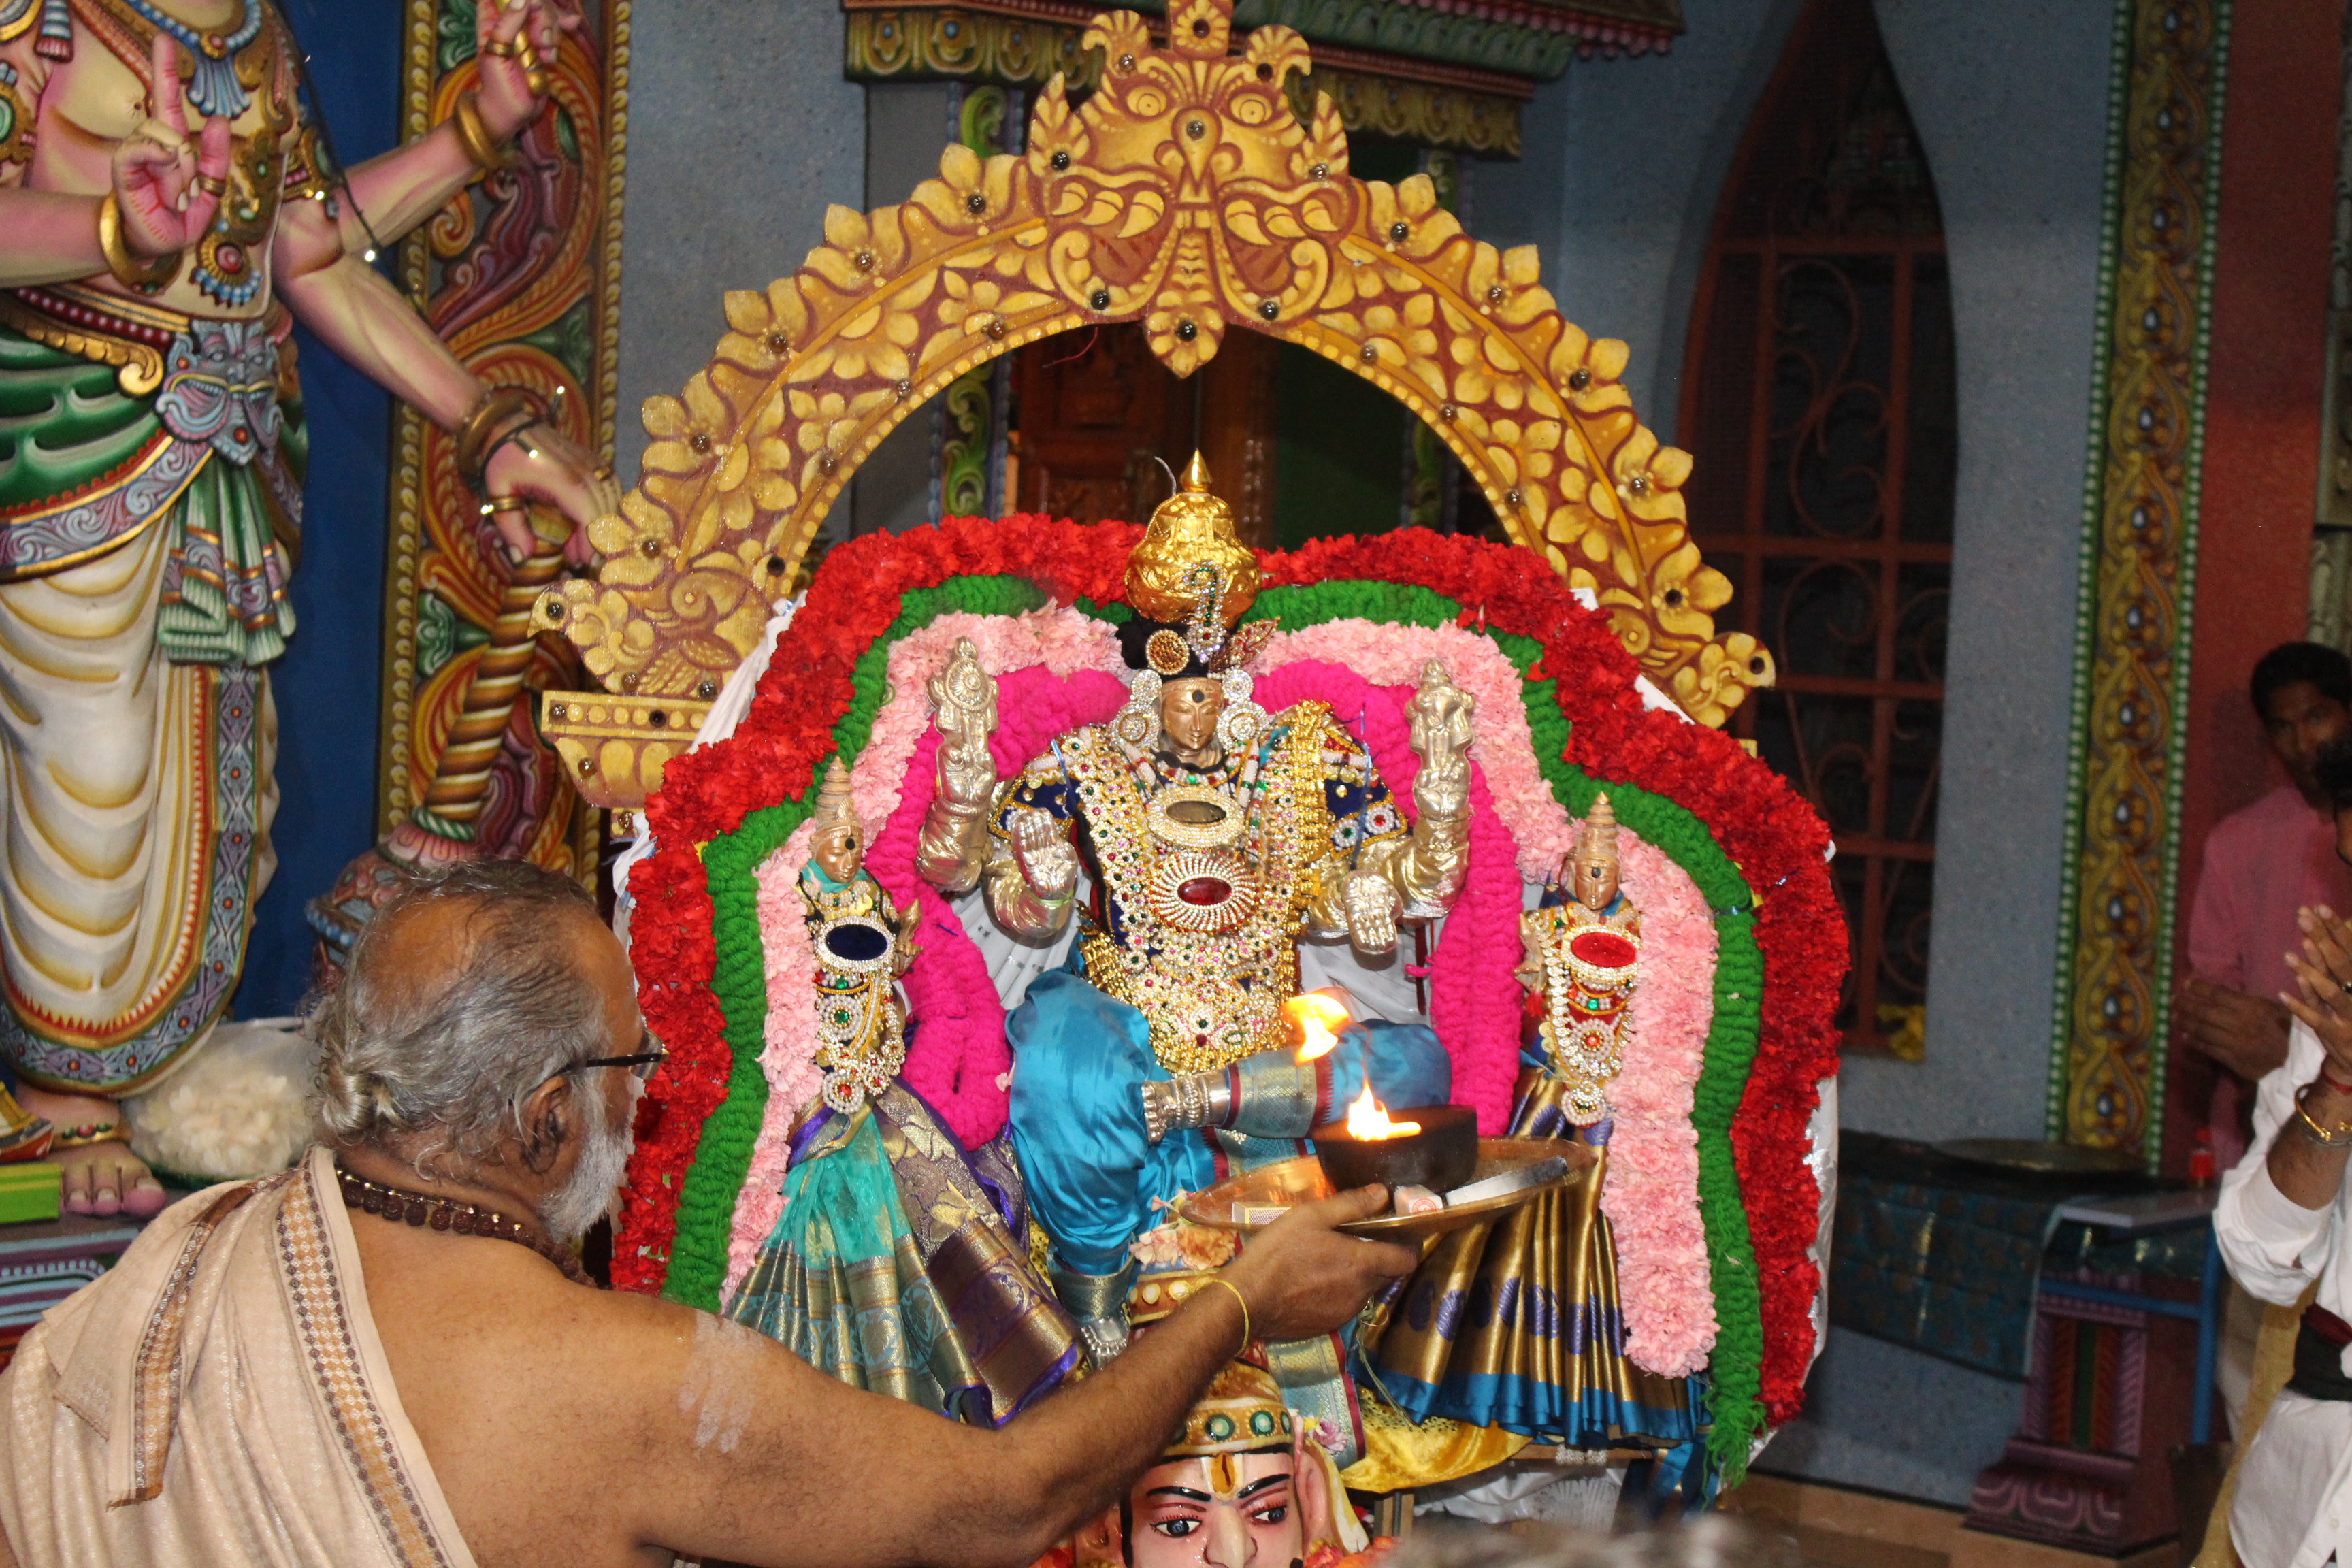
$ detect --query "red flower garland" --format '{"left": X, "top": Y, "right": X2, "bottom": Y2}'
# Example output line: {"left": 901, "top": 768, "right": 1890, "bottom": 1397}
{"left": 615, "top": 519, "right": 1842, "bottom": 1426}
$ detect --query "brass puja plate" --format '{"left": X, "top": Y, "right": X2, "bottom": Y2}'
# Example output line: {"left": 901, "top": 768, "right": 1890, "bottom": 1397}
{"left": 1177, "top": 1138, "right": 1596, "bottom": 1242}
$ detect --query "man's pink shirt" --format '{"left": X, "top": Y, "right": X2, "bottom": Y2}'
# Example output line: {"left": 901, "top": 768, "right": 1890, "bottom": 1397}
{"left": 2189, "top": 782, "right": 2352, "bottom": 1164}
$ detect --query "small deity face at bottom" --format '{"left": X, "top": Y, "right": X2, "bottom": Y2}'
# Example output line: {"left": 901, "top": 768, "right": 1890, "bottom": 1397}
{"left": 1571, "top": 850, "right": 1618, "bottom": 917}
{"left": 1125, "top": 1452, "right": 1301, "bottom": 1568}
{"left": 813, "top": 821, "right": 863, "bottom": 885}
{"left": 1159, "top": 677, "right": 1226, "bottom": 757}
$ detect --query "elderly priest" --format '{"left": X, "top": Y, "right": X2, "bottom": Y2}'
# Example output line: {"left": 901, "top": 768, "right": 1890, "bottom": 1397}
{"left": 0, "top": 862, "right": 1412, "bottom": 1568}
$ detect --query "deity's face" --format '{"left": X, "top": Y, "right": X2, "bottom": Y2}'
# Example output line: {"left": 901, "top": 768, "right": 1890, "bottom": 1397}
{"left": 813, "top": 820, "right": 863, "bottom": 885}
{"left": 1124, "top": 1451, "right": 1304, "bottom": 1568}
{"left": 1159, "top": 678, "right": 1225, "bottom": 756}
{"left": 1571, "top": 849, "right": 1618, "bottom": 915}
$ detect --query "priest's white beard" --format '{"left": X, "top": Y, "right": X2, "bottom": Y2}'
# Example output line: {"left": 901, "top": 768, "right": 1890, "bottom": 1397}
{"left": 540, "top": 1084, "right": 638, "bottom": 1246}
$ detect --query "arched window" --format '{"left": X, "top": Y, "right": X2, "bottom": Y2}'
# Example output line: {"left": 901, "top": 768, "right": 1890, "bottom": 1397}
{"left": 1680, "top": 0, "right": 1956, "bottom": 1056}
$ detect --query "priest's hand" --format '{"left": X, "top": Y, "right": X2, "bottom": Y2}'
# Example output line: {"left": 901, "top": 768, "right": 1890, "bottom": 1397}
{"left": 1218, "top": 1185, "right": 1416, "bottom": 1344}
{"left": 2179, "top": 976, "right": 2292, "bottom": 1084}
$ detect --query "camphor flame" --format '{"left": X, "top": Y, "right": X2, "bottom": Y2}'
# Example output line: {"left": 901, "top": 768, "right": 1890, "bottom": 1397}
{"left": 1343, "top": 1085, "right": 1421, "bottom": 1141}
{"left": 1288, "top": 992, "right": 1352, "bottom": 1063}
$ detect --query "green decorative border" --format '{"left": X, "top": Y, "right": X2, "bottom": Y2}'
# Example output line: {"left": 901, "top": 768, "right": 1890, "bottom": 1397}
{"left": 670, "top": 574, "right": 1769, "bottom": 1473}
{"left": 2046, "top": 0, "right": 2232, "bottom": 1164}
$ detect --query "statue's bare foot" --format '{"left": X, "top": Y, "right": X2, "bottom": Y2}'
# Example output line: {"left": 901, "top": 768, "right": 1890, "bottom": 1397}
{"left": 16, "top": 1087, "right": 167, "bottom": 1218}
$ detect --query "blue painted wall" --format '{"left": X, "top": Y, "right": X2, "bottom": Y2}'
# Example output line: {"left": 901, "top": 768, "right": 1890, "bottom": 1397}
{"left": 231, "top": 0, "right": 403, "bottom": 1019}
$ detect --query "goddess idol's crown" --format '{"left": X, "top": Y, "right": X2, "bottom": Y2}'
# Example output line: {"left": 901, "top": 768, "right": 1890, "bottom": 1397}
{"left": 1120, "top": 453, "right": 1276, "bottom": 679}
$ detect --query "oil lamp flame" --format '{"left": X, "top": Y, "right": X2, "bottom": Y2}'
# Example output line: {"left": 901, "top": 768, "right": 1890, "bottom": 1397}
{"left": 1288, "top": 992, "right": 1352, "bottom": 1063}
{"left": 1343, "top": 1085, "right": 1421, "bottom": 1141}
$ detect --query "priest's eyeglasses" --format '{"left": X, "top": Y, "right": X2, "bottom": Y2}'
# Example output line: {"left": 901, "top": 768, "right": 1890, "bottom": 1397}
{"left": 564, "top": 1032, "right": 668, "bottom": 1082}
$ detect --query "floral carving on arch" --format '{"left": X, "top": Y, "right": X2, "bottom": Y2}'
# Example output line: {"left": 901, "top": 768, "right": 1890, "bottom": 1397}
{"left": 538, "top": 0, "right": 1771, "bottom": 808}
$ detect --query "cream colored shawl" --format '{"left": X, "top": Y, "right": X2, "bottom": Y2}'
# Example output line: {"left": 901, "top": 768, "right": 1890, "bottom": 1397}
{"left": 0, "top": 1147, "right": 476, "bottom": 1567}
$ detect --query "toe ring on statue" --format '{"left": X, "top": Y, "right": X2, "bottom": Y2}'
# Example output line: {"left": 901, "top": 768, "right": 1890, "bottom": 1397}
{"left": 49, "top": 1121, "right": 128, "bottom": 1151}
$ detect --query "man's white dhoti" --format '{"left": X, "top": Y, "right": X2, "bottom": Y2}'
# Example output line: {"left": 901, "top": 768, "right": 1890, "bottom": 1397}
{"left": 0, "top": 1147, "right": 476, "bottom": 1567}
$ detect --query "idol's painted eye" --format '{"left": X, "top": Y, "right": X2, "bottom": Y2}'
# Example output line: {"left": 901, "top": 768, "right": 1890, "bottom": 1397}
{"left": 1154, "top": 1518, "right": 1200, "bottom": 1539}
{"left": 1251, "top": 1504, "right": 1290, "bottom": 1525}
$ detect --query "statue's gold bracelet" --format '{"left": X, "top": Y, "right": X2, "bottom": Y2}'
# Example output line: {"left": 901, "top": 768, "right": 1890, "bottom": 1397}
{"left": 97, "top": 193, "right": 178, "bottom": 292}
{"left": 452, "top": 91, "right": 519, "bottom": 174}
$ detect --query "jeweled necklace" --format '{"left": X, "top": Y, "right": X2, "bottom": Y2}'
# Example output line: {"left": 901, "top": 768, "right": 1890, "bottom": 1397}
{"left": 116, "top": 0, "right": 265, "bottom": 119}
{"left": 334, "top": 1162, "right": 595, "bottom": 1286}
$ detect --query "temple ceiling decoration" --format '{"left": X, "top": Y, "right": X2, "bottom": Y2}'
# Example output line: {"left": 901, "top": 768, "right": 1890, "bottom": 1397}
{"left": 538, "top": 0, "right": 1761, "bottom": 810}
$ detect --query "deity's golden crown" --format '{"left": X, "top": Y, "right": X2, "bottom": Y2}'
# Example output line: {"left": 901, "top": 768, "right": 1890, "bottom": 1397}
{"left": 1124, "top": 453, "right": 1261, "bottom": 628}
{"left": 1164, "top": 1360, "right": 1296, "bottom": 1457}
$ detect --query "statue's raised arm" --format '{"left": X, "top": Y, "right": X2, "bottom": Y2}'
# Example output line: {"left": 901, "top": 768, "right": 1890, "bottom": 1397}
{"left": 1301, "top": 659, "right": 1474, "bottom": 954}
{"left": 915, "top": 636, "right": 1000, "bottom": 893}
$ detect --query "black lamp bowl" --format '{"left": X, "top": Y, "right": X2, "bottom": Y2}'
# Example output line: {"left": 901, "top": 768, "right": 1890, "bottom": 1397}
{"left": 1311, "top": 1103, "right": 1477, "bottom": 1195}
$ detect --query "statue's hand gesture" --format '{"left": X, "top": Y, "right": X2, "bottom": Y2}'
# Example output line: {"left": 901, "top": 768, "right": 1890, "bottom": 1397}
{"left": 926, "top": 638, "right": 998, "bottom": 806}
{"left": 476, "top": 0, "right": 582, "bottom": 141}
{"left": 1344, "top": 870, "right": 1401, "bottom": 956}
{"left": 1010, "top": 808, "right": 1077, "bottom": 902}
{"left": 1405, "top": 660, "right": 1474, "bottom": 821}
{"left": 111, "top": 36, "right": 233, "bottom": 264}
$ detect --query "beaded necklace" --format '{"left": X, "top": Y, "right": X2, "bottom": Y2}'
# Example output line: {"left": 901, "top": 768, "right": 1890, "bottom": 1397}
{"left": 110, "top": 0, "right": 264, "bottom": 118}
{"left": 334, "top": 1162, "right": 595, "bottom": 1286}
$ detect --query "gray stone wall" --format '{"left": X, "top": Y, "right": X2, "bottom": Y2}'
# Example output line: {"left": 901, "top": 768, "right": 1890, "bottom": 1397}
{"left": 613, "top": 1, "right": 866, "bottom": 482}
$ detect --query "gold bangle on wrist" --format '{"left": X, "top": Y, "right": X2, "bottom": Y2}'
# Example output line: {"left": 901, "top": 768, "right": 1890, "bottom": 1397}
{"left": 2294, "top": 1083, "right": 2352, "bottom": 1147}
{"left": 1201, "top": 1277, "right": 1251, "bottom": 1359}
{"left": 455, "top": 385, "right": 544, "bottom": 491}
{"left": 97, "top": 192, "right": 179, "bottom": 292}
{"left": 452, "top": 90, "right": 519, "bottom": 174}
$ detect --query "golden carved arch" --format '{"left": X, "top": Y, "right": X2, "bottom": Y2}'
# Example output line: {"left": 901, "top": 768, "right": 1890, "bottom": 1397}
{"left": 538, "top": 0, "right": 1771, "bottom": 808}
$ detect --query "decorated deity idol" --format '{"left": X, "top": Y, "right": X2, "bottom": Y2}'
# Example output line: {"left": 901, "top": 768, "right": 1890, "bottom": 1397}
{"left": 0, "top": 0, "right": 612, "bottom": 1213}
{"left": 1364, "top": 792, "right": 1694, "bottom": 1448}
{"left": 729, "top": 761, "right": 1083, "bottom": 1425}
{"left": 913, "top": 457, "right": 1465, "bottom": 1427}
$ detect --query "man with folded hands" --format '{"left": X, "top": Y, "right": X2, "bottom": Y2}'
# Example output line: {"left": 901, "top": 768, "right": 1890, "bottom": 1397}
{"left": 2217, "top": 740, "right": 2352, "bottom": 1567}
{"left": 0, "top": 860, "right": 1414, "bottom": 1568}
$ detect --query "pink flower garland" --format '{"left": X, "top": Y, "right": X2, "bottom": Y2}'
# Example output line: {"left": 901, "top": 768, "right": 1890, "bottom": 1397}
{"left": 1609, "top": 834, "right": 1720, "bottom": 1376}
{"left": 725, "top": 826, "right": 819, "bottom": 1298}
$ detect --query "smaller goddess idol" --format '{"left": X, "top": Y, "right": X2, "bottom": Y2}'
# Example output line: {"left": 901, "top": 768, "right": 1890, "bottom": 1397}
{"left": 1361, "top": 796, "right": 1697, "bottom": 1448}
{"left": 727, "top": 761, "right": 1082, "bottom": 1426}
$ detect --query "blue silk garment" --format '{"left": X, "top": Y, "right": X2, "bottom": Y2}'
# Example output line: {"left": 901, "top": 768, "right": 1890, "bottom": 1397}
{"left": 1006, "top": 966, "right": 1450, "bottom": 1277}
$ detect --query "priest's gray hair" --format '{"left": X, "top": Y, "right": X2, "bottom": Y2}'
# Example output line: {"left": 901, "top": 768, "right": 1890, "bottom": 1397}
{"left": 309, "top": 859, "right": 610, "bottom": 1175}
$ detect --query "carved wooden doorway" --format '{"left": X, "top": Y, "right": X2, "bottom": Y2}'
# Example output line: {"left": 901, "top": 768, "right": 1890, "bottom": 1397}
{"left": 1680, "top": 0, "right": 1956, "bottom": 1056}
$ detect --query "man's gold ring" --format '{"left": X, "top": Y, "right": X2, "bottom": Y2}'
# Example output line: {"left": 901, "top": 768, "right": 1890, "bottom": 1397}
{"left": 481, "top": 495, "right": 529, "bottom": 517}
{"left": 193, "top": 173, "right": 227, "bottom": 197}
